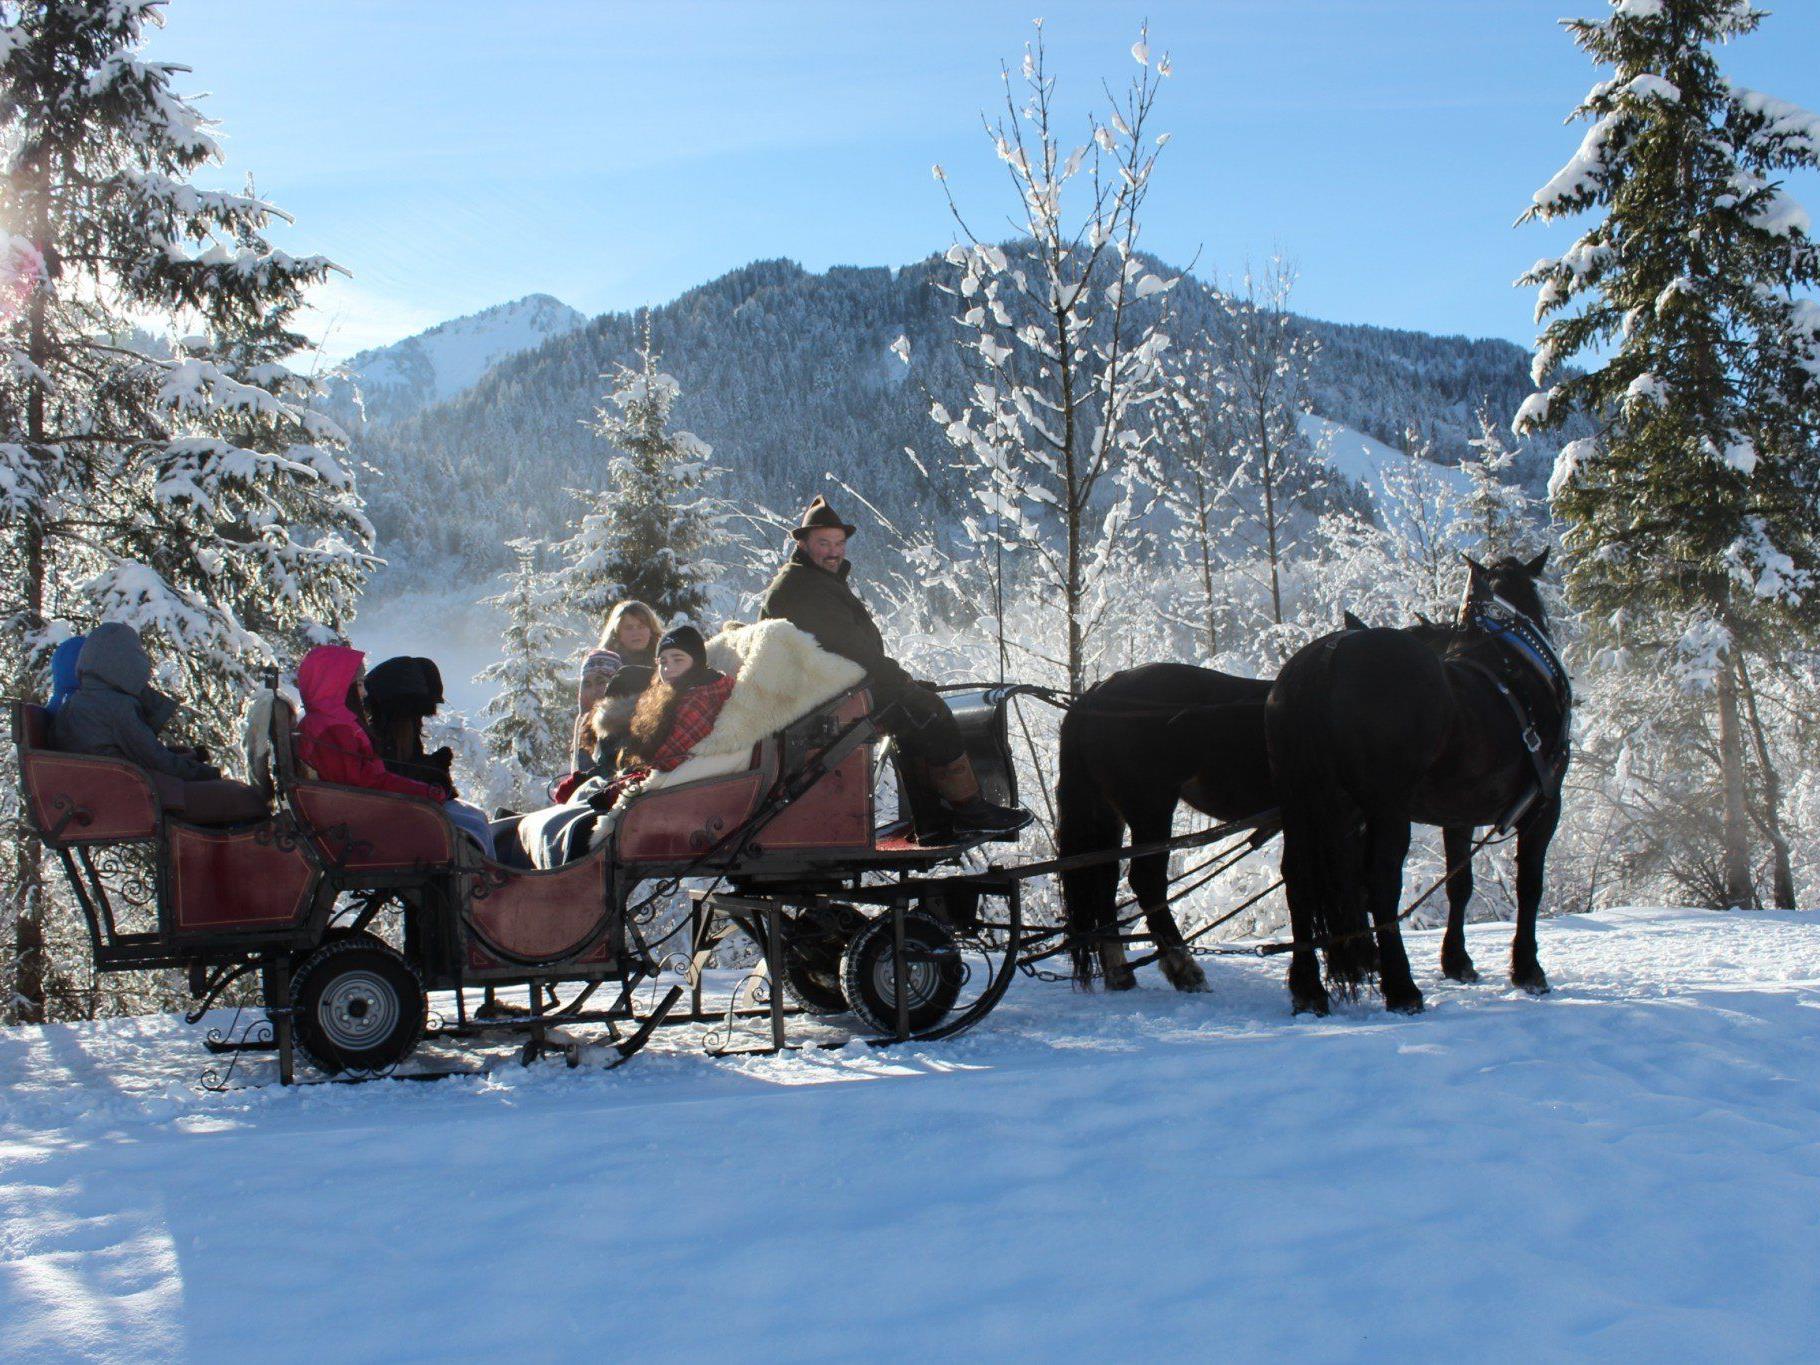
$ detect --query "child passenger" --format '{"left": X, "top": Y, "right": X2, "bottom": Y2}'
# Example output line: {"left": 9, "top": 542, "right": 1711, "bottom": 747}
{"left": 293, "top": 644, "right": 494, "bottom": 854}
{"left": 52, "top": 622, "right": 268, "bottom": 824}
{"left": 572, "top": 600, "right": 663, "bottom": 772}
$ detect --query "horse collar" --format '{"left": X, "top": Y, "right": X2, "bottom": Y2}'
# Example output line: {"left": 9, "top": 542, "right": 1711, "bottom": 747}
{"left": 1465, "top": 598, "right": 1570, "bottom": 709}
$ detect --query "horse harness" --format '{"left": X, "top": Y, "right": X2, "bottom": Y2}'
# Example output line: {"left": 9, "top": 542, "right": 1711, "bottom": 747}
{"left": 1449, "top": 597, "right": 1572, "bottom": 832}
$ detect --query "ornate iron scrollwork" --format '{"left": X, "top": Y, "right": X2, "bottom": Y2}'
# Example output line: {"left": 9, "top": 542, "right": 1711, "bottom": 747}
{"left": 252, "top": 818, "right": 301, "bottom": 853}
{"left": 464, "top": 862, "right": 511, "bottom": 902}
{"left": 91, "top": 842, "right": 158, "bottom": 911}
{"left": 46, "top": 793, "right": 94, "bottom": 841}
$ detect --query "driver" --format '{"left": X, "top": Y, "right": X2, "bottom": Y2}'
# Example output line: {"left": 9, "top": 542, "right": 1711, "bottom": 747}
{"left": 759, "top": 495, "right": 1030, "bottom": 837}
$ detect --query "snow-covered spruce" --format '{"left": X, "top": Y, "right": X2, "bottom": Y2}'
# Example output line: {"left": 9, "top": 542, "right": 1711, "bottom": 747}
{"left": 476, "top": 539, "right": 574, "bottom": 802}
{"left": 1517, "top": 0, "right": 1820, "bottom": 910}
{"left": 0, "top": 1, "right": 372, "bottom": 1023}
{"left": 556, "top": 323, "right": 725, "bottom": 627}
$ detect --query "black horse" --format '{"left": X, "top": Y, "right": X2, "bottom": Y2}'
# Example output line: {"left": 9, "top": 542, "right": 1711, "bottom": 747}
{"left": 1267, "top": 552, "right": 1567, "bottom": 1015}
{"left": 1056, "top": 663, "right": 1276, "bottom": 992}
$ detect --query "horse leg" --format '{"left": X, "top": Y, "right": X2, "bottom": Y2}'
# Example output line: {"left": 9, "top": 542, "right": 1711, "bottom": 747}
{"left": 1128, "top": 806, "right": 1208, "bottom": 993}
{"left": 1099, "top": 928, "right": 1137, "bottom": 992}
{"left": 1367, "top": 816, "right": 1423, "bottom": 1013}
{"left": 1510, "top": 797, "right": 1559, "bottom": 994}
{"left": 1439, "top": 824, "right": 1479, "bottom": 983}
{"left": 1279, "top": 830, "right": 1329, "bottom": 1016}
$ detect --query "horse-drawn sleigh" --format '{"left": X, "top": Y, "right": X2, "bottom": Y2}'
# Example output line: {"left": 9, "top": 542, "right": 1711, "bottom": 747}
{"left": 9, "top": 553, "right": 1570, "bottom": 1087}
{"left": 11, "top": 666, "right": 1041, "bottom": 1085}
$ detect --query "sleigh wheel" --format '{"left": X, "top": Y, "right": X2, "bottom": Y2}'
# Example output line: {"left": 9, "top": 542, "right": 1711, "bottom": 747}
{"left": 779, "top": 903, "right": 864, "bottom": 1016}
{"left": 840, "top": 909, "right": 963, "bottom": 1036}
{"left": 290, "top": 936, "right": 426, "bottom": 1075}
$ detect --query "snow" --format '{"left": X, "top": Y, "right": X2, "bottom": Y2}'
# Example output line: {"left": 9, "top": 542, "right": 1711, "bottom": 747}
{"left": 1532, "top": 110, "right": 1623, "bottom": 210}
{"left": 2, "top": 908, "right": 1819, "bottom": 1359}
{"left": 1299, "top": 413, "right": 1472, "bottom": 508}
{"left": 349, "top": 586, "right": 508, "bottom": 716}
{"left": 348, "top": 294, "right": 587, "bottom": 414}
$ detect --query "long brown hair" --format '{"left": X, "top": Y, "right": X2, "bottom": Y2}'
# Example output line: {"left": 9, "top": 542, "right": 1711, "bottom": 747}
{"left": 627, "top": 677, "right": 684, "bottom": 762}
{"left": 597, "top": 600, "right": 664, "bottom": 655}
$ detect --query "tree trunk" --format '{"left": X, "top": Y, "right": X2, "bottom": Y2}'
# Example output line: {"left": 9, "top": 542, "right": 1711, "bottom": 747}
{"left": 1714, "top": 653, "right": 1755, "bottom": 909}
{"left": 1257, "top": 413, "right": 1283, "bottom": 627}
{"left": 1195, "top": 475, "right": 1217, "bottom": 658}
{"left": 1737, "top": 654, "right": 1796, "bottom": 910}
{"left": 1056, "top": 303, "right": 1085, "bottom": 695}
{"left": 11, "top": 151, "right": 53, "bottom": 1024}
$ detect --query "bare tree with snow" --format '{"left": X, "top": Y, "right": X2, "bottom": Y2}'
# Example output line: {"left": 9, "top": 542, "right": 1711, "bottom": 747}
{"left": 927, "top": 21, "right": 1176, "bottom": 693}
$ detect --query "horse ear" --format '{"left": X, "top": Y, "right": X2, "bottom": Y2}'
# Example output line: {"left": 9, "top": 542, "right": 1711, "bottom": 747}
{"left": 1343, "top": 610, "right": 1367, "bottom": 631}
{"left": 1525, "top": 547, "right": 1551, "bottom": 576}
{"left": 1415, "top": 611, "right": 1433, "bottom": 627}
{"left": 1461, "top": 553, "right": 1488, "bottom": 576}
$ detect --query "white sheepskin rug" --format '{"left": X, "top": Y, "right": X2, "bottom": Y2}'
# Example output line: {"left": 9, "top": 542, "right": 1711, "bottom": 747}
{"left": 623, "top": 619, "right": 864, "bottom": 796}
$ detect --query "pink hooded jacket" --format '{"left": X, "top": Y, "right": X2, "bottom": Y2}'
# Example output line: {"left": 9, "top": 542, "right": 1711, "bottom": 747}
{"left": 294, "top": 645, "right": 446, "bottom": 802}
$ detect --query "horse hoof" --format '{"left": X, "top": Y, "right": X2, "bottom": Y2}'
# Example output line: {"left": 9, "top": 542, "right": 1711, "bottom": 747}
{"left": 1513, "top": 967, "right": 1550, "bottom": 996}
{"left": 1292, "top": 989, "right": 1330, "bottom": 1017}
{"left": 1385, "top": 988, "right": 1425, "bottom": 1015}
{"left": 1442, "top": 959, "right": 1480, "bottom": 984}
{"left": 1160, "top": 952, "right": 1210, "bottom": 993}
{"left": 1102, "top": 968, "right": 1138, "bottom": 992}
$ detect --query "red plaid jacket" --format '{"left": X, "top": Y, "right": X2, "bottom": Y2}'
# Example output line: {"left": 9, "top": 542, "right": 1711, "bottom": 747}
{"left": 648, "top": 673, "right": 736, "bottom": 772}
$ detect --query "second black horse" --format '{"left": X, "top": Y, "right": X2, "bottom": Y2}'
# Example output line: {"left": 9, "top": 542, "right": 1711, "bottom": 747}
{"left": 1267, "top": 552, "right": 1568, "bottom": 1015}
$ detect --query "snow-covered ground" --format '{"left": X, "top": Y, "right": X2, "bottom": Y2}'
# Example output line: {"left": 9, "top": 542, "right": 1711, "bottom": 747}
{"left": 2, "top": 907, "right": 1818, "bottom": 1360}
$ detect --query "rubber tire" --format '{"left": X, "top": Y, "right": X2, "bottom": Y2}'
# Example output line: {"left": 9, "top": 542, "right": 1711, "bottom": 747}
{"left": 261, "top": 927, "right": 374, "bottom": 1017}
{"left": 780, "top": 951, "right": 850, "bottom": 1017}
{"left": 289, "top": 935, "right": 427, "bottom": 1075}
{"left": 778, "top": 904, "right": 865, "bottom": 1017}
{"left": 839, "top": 909, "right": 964, "bottom": 1036}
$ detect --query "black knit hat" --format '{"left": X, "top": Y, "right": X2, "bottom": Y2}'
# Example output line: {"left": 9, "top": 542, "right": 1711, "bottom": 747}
{"left": 656, "top": 624, "right": 707, "bottom": 669}
{"left": 790, "top": 495, "right": 857, "bottom": 541}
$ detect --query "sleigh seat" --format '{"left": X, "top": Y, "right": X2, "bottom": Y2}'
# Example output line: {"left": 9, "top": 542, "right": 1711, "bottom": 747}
{"left": 12, "top": 701, "right": 163, "bottom": 847}
{"left": 256, "top": 691, "right": 460, "bottom": 877}
{"left": 11, "top": 699, "right": 321, "bottom": 956}
{"left": 614, "top": 688, "right": 875, "bottom": 865}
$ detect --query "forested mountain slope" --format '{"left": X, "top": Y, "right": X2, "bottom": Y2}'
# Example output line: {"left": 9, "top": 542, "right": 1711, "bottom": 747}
{"left": 352, "top": 255, "right": 1561, "bottom": 581}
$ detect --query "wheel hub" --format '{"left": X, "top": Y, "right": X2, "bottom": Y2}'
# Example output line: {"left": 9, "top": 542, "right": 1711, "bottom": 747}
{"left": 872, "top": 945, "right": 939, "bottom": 1007}
{"left": 320, "top": 970, "right": 399, "bottom": 1049}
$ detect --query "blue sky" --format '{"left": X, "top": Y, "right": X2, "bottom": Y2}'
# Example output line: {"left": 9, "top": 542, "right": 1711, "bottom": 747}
{"left": 144, "top": 0, "right": 1820, "bottom": 362}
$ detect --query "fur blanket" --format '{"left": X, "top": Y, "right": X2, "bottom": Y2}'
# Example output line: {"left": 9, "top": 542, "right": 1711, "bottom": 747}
{"left": 632, "top": 619, "right": 865, "bottom": 795}
{"left": 585, "top": 621, "right": 864, "bottom": 851}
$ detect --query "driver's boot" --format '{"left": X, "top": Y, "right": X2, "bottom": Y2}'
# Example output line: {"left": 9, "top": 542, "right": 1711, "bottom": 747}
{"left": 927, "top": 755, "right": 1033, "bottom": 838}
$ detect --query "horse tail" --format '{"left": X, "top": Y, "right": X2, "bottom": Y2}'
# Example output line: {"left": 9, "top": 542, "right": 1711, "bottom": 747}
{"left": 1056, "top": 699, "right": 1124, "bottom": 989}
{"left": 1268, "top": 640, "right": 1375, "bottom": 991}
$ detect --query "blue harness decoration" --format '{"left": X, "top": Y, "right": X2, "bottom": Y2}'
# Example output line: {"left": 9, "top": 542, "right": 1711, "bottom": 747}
{"left": 1456, "top": 596, "right": 1573, "bottom": 832}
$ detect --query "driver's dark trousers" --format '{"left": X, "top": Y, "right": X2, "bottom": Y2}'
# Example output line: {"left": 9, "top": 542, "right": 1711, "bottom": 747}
{"left": 871, "top": 678, "right": 966, "bottom": 767}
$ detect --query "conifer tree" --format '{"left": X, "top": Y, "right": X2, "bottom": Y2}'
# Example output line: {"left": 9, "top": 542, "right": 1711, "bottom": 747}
{"left": 0, "top": 1, "right": 372, "bottom": 1020}
{"left": 1458, "top": 404, "right": 1542, "bottom": 560}
{"left": 477, "top": 539, "right": 573, "bottom": 796}
{"left": 1517, "top": 0, "right": 1820, "bottom": 908}
{"left": 560, "top": 327, "right": 716, "bottom": 624}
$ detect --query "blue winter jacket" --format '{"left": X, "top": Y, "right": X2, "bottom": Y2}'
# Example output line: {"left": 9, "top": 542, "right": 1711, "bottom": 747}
{"left": 44, "top": 635, "right": 85, "bottom": 719}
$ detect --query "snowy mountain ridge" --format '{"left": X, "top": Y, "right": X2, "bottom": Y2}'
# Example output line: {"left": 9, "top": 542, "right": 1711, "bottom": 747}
{"left": 351, "top": 255, "right": 1566, "bottom": 585}
{"left": 326, "top": 293, "right": 587, "bottom": 429}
